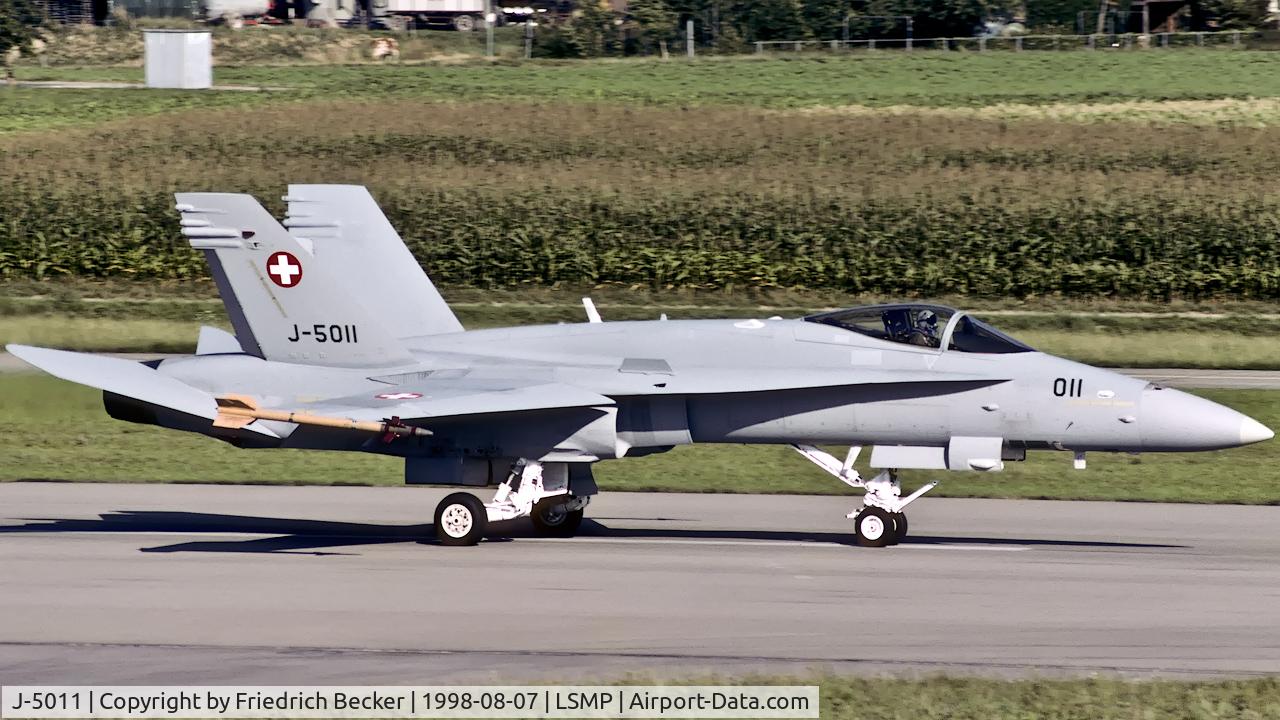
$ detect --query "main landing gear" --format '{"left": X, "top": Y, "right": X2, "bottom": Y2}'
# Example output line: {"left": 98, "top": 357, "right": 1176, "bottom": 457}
{"left": 790, "top": 444, "right": 937, "bottom": 548}
{"left": 433, "top": 459, "right": 590, "bottom": 546}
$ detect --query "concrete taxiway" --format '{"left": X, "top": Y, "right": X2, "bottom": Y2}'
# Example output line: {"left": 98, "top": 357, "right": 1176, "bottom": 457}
{"left": 1, "top": 482, "right": 1277, "bottom": 683}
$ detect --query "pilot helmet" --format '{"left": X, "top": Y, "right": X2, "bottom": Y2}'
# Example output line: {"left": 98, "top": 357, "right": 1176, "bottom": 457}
{"left": 916, "top": 309, "right": 938, "bottom": 333}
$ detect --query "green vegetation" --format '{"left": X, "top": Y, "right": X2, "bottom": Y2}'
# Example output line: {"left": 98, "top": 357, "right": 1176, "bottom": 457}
{"left": 22, "top": 23, "right": 526, "bottom": 70}
{"left": 5, "top": 69, "right": 1280, "bottom": 300}
{"left": 0, "top": 0, "right": 43, "bottom": 80}
{"left": 15, "top": 50, "right": 1280, "bottom": 110}
{"left": 0, "top": 86, "right": 274, "bottom": 134}
{"left": 3, "top": 374, "right": 1276, "bottom": 504}
{"left": 1014, "top": 330, "right": 1280, "bottom": 369}
{"left": 804, "top": 675, "right": 1280, "bottom": 719}
{"left": 0, "top": 316, "right": 207, "bottom": 353}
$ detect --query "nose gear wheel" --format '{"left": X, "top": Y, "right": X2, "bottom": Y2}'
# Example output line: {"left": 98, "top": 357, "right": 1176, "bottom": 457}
{"left": 790, "top": 444, "right": 936, "bottom": 548}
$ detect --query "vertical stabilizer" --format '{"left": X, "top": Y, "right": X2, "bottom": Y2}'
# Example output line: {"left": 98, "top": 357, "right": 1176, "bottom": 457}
{"left": 176, "top": 192, "right": 415, "bottom": 369}
{"left": 283, "top": 184, "right": 464, "bottom": 338}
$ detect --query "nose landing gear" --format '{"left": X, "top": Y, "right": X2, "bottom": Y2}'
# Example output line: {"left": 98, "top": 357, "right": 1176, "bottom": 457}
{"left": 790, "top": 444, "right": 937, "bottom": 548}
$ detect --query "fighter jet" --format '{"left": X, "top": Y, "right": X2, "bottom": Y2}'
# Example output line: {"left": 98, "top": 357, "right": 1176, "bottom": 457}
{"left": 8, "top": 186, "right": 1273, "bottom": 548}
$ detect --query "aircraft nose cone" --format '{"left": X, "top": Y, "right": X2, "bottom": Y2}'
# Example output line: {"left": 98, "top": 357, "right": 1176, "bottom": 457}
{"left": 1240, "top": 416, "right": 1275, "bottom": 445}
{"left": 1139, "top": 387, "right": 1273, "bottom": 451}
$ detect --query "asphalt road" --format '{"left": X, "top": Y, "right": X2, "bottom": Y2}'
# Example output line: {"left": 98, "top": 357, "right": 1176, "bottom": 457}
{"left": 1, "top": 483, "right": 1277, "bottom": 684}
{"left": 3, "top": 352, "right": 1279, "bottom": 388}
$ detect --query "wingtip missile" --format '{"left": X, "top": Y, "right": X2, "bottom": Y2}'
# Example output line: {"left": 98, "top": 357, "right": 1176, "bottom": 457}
{"left": 214, "top": 395, "right": 431, "bottom": 439}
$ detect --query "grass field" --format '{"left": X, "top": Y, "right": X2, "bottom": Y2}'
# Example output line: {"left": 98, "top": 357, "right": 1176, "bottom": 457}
{"left": 2, "top": 374, "right": 1275, "bottom": 504}
{"left": 5, "top": 101, "right": 1280, "bottom": 299}
{"left": 7, "top": 51, "right": 1280, "bottom": 301}
{"left": 766, "top": 676, "right": 1280, "bottom": 719}
{"left": 14, "top": 49, "right": 1280, "bottom": 112}
{"left": 12, "top": 50, "right": 1280, "bottom": 134}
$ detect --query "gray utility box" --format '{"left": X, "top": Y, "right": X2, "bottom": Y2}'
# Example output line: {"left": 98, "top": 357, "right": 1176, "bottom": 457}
{"left": 143, "top": 30, "right": 212, "bottom": 89}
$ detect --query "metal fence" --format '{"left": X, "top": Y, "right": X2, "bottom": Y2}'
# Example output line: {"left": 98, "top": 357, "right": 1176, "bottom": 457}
{"left": 753, "top": 30, "right": 1250, "bottom": 54}
{"left": 115, "top": 0, "right": 200, "bottom": 19}
{"left": 35, "top": 0, "right": 95, "bottom": 24}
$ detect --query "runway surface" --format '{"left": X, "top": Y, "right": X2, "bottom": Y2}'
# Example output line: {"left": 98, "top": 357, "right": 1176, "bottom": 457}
{"left": 1, "top": 482, "right": 1278, "bottom": 684}
{"left": 3, "top": 352, "right": 1279, "bottom": 388}
{"left": 1124, "top": 368, "right": 1280, "bottom": 390}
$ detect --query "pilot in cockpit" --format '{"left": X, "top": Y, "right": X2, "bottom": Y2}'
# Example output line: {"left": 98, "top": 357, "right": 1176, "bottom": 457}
{"left": 881, "top": 308, "right": 940, "bottom": 348}
{"left": 907, "top": 309, "right": 939, "bottom": 347}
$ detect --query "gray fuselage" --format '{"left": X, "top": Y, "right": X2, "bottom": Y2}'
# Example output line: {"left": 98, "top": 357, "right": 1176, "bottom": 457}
{"left": 150, "top": 315, "right": 1264, "bottom": 464}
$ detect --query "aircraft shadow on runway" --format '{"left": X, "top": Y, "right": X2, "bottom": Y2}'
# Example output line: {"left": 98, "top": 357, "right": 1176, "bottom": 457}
{"left": 0, "top": 512, "right": 429, "bottom": 556}
{"left": 0, "top": 512, "right": 1187, "bottom": 554}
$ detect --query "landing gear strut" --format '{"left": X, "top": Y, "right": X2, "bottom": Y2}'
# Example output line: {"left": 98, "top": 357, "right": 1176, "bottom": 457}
{"left": 790, "top": 444, "right": 937, "bottom": 548}
{"left": 531, "top": 497, "right": 585, "bottom": 537}
{"left": 432, "top": 459, "right": 590, "bottom": 546}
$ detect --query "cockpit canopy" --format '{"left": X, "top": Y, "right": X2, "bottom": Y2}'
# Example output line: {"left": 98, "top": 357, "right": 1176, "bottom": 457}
{"left": 804, "top": 304, "right": 1034, "bottom": 354}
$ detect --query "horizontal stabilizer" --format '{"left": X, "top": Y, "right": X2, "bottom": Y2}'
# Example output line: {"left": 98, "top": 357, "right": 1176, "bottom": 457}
{"left": 7, "top": 345, "right": 277, "bottom": 439}
{"left": 196, "top": 326, "right": 243, "bottom": 355}
{"left": 6, "top": 344, "right": 216, "bottom": 420}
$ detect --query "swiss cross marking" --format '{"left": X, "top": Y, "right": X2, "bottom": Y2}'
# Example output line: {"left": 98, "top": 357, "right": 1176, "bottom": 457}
{"left": 266, "top": 251, "right": 302, "bottom": 288}
{"left": 376, "top": 392, "right": 423, "bottom": 401}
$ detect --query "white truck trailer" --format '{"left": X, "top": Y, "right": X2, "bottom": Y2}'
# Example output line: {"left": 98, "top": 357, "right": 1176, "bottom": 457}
{"left": 381, "top": 0, "right": 487, "bottom": 31}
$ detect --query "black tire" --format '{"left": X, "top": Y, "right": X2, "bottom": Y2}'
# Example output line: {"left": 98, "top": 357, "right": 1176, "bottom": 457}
{"left": 891, "top": 512, "right": 908, "bottom": 543}
{"left": 453, "top": 14, "right": 476, "bottom": 31}
{"left": 434, "top": 492, "right": 487, "bottom": 546}
{"left": 854, "top": 506, "right": 893, "bottom": 548}
{"left": 530, "top": 497, "right": 584, "bottom": 537}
